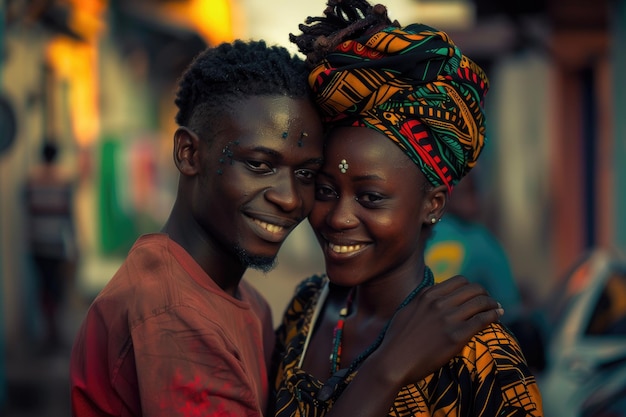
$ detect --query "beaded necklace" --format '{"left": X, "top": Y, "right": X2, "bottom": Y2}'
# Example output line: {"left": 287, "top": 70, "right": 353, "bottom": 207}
{"left": 328, "top": 267, "right": 435, "bottom": 376}
{"left": 329, "top": 288, "right": 355, "bottom": 374}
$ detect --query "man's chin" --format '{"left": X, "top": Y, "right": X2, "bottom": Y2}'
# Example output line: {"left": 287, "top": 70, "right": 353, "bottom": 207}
{"left": 247, "top": 260, "right": 277, "bottom": 273}
{"left": 235, "top": 246, "right": 277, "bottom": 273}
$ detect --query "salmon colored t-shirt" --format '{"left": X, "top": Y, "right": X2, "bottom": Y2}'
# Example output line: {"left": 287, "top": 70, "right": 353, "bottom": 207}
{"left": 70, "top": 234, "right": 274, "bottom": 417}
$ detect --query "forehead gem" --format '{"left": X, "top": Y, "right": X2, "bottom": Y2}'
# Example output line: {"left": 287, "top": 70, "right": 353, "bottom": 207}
{"left": 339, "top": 159, "right": 349, "bottom": 174}
{"left": 282, "top": 132, "right": 288, "bottom": 139}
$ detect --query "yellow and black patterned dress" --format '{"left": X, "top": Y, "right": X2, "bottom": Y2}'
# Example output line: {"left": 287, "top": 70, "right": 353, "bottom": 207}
{"left": 271, "top": 275, "right": 543, "bottom": 417}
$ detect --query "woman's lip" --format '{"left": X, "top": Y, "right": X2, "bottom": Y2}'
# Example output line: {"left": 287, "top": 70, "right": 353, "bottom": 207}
{"left": 328, "top": 242, "right": 366, "bottom": 254}
{"left": 324, "top": 240, "right": 369, "bottom": 260}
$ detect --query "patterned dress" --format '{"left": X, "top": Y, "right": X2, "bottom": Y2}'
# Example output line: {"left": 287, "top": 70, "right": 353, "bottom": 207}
{"left": 271, "top": 275, "right": 543, "bottom": 417}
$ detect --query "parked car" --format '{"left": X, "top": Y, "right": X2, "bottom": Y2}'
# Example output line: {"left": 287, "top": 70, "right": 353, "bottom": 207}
{"left": 537, "top": 248, "right": 626, "bottom": 417}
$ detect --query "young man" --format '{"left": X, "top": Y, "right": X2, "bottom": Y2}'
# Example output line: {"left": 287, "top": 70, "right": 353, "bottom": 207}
{"left": 70, "top": 40, "right": 325, "bottom": 417}
{"left": 70, "top": 39, "right": 502, "bottom": 417}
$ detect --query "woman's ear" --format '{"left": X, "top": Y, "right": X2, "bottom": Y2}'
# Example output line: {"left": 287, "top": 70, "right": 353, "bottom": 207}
{"left": 424, "top": 184, "right": 448, "bottom": 225}
{"left": 173, "top": 127, "right": 201, "bottom": 176}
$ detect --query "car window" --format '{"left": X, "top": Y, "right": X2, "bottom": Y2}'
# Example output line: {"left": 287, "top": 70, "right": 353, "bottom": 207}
{"left": 585, "top": 270, "right": 626, "bottom": 336}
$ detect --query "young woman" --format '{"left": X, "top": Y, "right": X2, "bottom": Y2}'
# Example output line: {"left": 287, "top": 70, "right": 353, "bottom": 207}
{"left": 271, "top": 1, "right": 544, "bottom": 416}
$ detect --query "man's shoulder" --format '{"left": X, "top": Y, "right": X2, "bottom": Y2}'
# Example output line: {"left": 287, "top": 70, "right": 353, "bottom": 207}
{"left": 239, "top": 279, "right": 272, "bottom": 313}
{"left": 118, "top": 234, "right": 187, "bottom": 279}
{"left": 91, "top": 235, "right": 186, "bottom": 310}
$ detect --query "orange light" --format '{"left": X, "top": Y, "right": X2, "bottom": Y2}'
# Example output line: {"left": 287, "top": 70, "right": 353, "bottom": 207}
{"left": 44, "top": 0, "right": 107, "bottom": 147}
{"left": 161, "top": 0, "right": 234, "bottom": 45}
{"left": 67, "top": 0, "right": 108, "bottom": 40}
{"left": 46, "top": 37, "right": 100, "bottom": 146}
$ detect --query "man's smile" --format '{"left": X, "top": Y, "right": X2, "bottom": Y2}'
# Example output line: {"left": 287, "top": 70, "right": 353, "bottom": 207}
{"left": 252, "top": 218, "right": 286, "bottom": 234}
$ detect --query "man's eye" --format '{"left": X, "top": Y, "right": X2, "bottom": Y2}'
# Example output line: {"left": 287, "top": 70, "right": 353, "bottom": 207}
{"left": 295, "top": 169, "right": 317, "bottom": 181}
{"left": 246, "top": 160, "right": 275, "bottom": 173}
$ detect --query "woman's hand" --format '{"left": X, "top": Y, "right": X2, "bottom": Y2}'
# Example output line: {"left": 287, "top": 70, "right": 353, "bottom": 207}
{"left": 370, "top": 275, "right": 503, "bottom": 386}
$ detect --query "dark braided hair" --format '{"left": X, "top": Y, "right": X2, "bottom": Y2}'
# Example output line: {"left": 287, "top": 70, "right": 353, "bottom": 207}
{"left": 290, "top": 0, "right": 399, "bottom": 68}
{"left": 175, "top": 39, "right": 310, "bottom": 136}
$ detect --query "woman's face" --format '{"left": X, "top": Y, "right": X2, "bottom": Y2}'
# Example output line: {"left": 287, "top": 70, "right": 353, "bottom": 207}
{"left": 309, "top": 126, "right": 444, "bottom": 287}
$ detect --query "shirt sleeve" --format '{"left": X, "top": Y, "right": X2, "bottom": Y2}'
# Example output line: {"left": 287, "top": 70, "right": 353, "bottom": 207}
{"left": 131, "top": 305, "right": 263, "bottom": 417}
{"left": 469, "top": 323, "right": 544, "bottom": 416}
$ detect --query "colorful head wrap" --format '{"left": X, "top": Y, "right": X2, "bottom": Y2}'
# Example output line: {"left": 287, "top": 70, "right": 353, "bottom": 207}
{"left": 308, "top": 23, "right": 489, "bottom": 192}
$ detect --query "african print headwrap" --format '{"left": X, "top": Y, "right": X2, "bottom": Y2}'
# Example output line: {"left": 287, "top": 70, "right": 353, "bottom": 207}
{"left": 308, "top": 23, "right": 489, "bottom": 192}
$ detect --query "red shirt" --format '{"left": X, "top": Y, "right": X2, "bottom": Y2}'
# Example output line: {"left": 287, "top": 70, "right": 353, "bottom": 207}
{"left": 70, "top": 234, "right": 274, "bottom": 416}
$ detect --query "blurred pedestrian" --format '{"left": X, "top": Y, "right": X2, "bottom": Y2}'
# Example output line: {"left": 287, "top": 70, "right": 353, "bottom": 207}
{"left": 423, "top": 154, "right": 547, "bottom": 371}
{"left": 425, "top": 170, "right": 524, "bottom": 321}
{"left": 24, "top": 141, "right": 78, "bottom": 352}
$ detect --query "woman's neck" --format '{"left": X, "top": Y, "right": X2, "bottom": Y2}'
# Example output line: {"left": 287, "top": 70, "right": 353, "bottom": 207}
{"left": 352, "top": 263, "right": 427, "bottom": 320}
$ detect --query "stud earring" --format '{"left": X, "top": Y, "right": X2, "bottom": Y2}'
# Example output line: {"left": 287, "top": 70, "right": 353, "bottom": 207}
{"left": 430, "top": 217, "right": 438, "bottom": 224}
{"left": 338, "top": 159, "right": 349, "bottom": 173}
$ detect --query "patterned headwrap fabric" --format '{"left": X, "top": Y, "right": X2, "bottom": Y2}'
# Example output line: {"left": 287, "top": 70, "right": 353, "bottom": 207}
{"left": 308, "top": 23, "right": 489, "bottom": 192}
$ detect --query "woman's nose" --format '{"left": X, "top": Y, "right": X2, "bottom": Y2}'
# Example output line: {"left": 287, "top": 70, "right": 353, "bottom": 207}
{"left": 326, "top": 196, "right": 358, "bottom": 230}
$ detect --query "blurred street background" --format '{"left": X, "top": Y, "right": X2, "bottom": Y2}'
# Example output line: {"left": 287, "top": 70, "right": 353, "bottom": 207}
{"left": 1, "top": 0, "right": 626, "bottom": 415}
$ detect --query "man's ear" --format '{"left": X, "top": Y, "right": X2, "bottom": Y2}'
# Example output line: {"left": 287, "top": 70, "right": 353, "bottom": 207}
{"left": 173, "top": 127, "right": 201, "bottom": 176}
{"left": 423, "top": 184, "right": 448, "bottom": 225}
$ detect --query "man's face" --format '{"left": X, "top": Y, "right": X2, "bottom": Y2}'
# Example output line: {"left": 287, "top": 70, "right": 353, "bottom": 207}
{"left": 190, "top": 95, "right": 324, "bottom": 271}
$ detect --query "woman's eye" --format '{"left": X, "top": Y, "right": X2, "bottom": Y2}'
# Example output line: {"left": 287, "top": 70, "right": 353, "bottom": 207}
{"left": 315, "top": 184, "right": 337, "bottom": 200}
{"left": 357, "top": 193, "right": 385, "bottom": 205}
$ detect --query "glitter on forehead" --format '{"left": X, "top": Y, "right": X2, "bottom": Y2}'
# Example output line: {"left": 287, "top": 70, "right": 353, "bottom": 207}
{"left": 298, "top": 132, "right": 308, "bottom": 147}
{"left": 218, "top": 141, "right": 237, "bottom": 174}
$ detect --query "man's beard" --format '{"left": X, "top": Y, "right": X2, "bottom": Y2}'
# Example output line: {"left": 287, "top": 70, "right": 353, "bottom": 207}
{"left": 234, "top": 245, "right": 277, "bottom": 273}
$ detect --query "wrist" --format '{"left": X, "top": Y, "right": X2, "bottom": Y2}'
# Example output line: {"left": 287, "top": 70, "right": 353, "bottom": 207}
{"left": 358, "top": 349, "right": 408, "bottom": 389}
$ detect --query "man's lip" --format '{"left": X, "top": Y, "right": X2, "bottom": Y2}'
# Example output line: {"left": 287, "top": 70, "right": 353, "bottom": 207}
{"left": 245, "top": 212, "right": 299, "bottom": 229}
{"left": 244, "top": 213, "right": 299, "bottom": 243}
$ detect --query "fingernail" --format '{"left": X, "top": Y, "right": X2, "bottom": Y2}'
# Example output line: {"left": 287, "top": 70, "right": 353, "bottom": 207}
{"left": 497, "top": 308, "right": 505, "bottom": 316}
